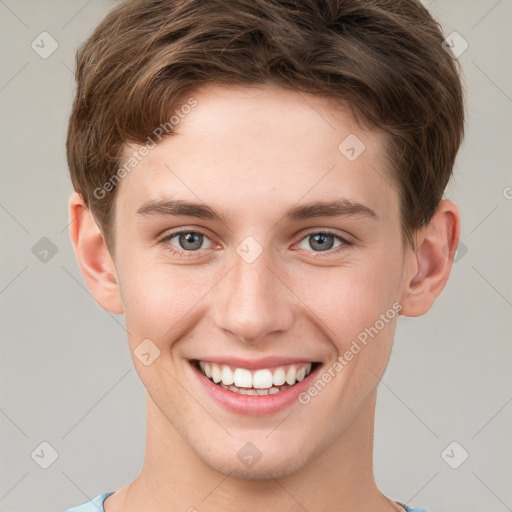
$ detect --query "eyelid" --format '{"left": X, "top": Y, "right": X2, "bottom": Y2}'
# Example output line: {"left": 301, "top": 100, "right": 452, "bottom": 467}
{"left": 159, "top": 227, "right": 215, "bottom": 247}
{"left": 298, "top": 227, "right": 353, "bottom": 243}
{"left": 292, "top": 229, "right": 352, "bottom": 255}
{"left": 159, "top": 227, "right": 353, "bottom": 257}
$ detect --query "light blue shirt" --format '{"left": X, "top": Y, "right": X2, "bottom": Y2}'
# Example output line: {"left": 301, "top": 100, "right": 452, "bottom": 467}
{"left": 62, "top": 491, "right": 429, "bottom": 511}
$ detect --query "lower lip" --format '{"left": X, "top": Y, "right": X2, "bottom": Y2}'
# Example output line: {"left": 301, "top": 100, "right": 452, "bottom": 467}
{"left": 190, "top": 361, "right": 322, "bottom": 416}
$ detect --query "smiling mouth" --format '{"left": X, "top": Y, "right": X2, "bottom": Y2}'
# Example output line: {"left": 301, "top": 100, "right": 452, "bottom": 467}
{"left": 191, "top": 359, "right": 321, "bottom": 396}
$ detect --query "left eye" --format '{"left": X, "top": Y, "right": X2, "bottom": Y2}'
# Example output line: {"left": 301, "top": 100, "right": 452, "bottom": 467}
{"left": 296, "top": 231, "right": 346, "bottom": 253}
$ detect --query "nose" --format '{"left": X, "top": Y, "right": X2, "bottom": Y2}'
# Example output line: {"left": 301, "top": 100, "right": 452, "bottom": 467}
{"left": 213, "top": 248, "right": 295, "bottom": 344}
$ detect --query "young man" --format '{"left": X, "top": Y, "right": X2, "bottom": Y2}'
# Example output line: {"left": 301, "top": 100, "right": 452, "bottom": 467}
{"left": 63, "top": 0, "right": 465, "bottom": 511}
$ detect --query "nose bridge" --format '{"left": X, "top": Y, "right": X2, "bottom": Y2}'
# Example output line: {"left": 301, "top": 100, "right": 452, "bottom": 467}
{"left": 214, "top": 243, "right": 294, "bottom": 343}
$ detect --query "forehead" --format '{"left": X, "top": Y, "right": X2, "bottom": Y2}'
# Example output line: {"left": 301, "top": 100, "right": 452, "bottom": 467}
{"left": 115, "top": 84, "right": 398, "bottom": 224}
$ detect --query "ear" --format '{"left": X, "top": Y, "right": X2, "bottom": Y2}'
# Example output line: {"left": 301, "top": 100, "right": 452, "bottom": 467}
{"left": 68, "top": 192, "right": 124, "bottom": 314}
{"left": 400, "top": 199, "right": 461, "bottom": 317}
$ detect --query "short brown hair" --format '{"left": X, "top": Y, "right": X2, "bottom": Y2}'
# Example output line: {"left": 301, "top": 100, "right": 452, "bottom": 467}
{"left": 66, "top": 0, "right": 465, "bottom": 254}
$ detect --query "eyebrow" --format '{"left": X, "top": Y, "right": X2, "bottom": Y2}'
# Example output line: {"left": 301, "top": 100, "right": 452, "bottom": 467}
{"left": 135, "top": 198, "right": 378, "bottom": 222}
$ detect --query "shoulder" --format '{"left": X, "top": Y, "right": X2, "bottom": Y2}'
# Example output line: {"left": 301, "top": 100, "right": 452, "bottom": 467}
{"left": 61, "top": 492, "right": 114, "bottom": 512}
{"left": 402, "top": 506, "right": 429, "bottom": 512}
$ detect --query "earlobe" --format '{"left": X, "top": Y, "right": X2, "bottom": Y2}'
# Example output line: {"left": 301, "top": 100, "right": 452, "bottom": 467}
{"left": 400, "top": 199, "right": 460, "bottom": 317}
{"left": 68, "top": 192, "right": 124, "bottom": 314}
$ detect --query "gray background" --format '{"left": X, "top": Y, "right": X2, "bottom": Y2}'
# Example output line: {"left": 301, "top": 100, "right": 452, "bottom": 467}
{"left": 0, "top": 1, "right": 511, "bottom": 511}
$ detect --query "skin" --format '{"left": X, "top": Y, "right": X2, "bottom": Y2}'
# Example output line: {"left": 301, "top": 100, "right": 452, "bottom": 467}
{"left": 69, "top": 84, "right": 460, "bottom": 512}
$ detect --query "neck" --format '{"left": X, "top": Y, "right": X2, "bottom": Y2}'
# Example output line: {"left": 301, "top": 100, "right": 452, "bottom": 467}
{"left": 107, "top": 390, "right": 401, "bottom": 512}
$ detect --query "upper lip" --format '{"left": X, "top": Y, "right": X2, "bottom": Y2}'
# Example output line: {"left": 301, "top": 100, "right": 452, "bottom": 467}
{"left": 190, "top": 356, "right": 320, "bottom": 370}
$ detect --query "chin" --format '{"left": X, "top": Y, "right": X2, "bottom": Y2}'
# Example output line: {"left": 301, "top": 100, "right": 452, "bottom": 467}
{"left": 199, "top": 447, "right": 311, "bottom": 481}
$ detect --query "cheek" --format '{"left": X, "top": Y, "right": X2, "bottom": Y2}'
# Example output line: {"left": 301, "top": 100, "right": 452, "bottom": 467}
{"left": 119, "top": 262, "right": 218, "bottom": 342}
{"left": 117, "top": 241, "right": 402, "bottom": 349}
{"left": 293, "top": 254, "right": 402, "bottom": 343}
{"left": 118, "top": 265, "right": 212, "bottom": 389}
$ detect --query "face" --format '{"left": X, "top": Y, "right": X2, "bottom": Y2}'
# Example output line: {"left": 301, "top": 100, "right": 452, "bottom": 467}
{"left": 109, "top": 85, "right": 409, "bottom": 479}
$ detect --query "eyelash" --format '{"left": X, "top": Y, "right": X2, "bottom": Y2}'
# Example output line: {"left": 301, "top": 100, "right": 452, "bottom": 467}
{"left": 159, "top": 228, "right": 352, "bottom": 258}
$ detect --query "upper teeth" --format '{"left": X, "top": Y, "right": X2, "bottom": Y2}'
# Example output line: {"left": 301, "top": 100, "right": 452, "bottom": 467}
{"left": 198, "top": 361, "right": 313, "bottom": 389}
